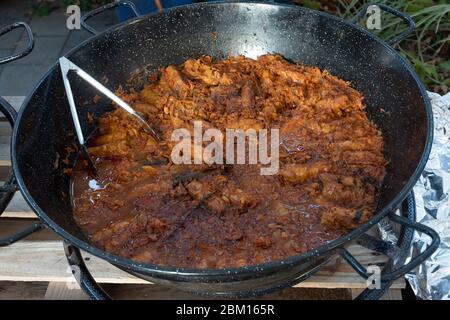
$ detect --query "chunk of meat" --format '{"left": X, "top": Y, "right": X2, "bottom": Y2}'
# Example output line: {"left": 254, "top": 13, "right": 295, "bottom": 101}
{"left": 280, "top": 162, "right": 330, "bottom": 184}
{"left": 225, "top": 117, "right": 264, "bottom": 131}
{"left": 160, "top": 65, "right": 191, "bottom": 97}
{"left": 91, "top": 131, "right": 128, "bottom": 146}
{"left": 87, "top": 141, "right": 129, "bottom": 157}
{"left": 222, "top": 185, "right": 257, "bottom": 212}
{"left": 184, "top": 180, "right": 215, "bottom": 201}
{"left": 240, "top": 81, "right": 255, "bottom": 109}
{"left": 254, "top": 236, "right": 272, "bottom": 249}
{"left": 91, "top": 216, "right": 147, "bottom": 252}
{"left": 71, "top": 54, "right": 386, "bottom": 269}
{"left": 224, "top": 225, "right": 244, "bottom": 241}
{"left": 205, "top": 196, "right": 228, "bottom": 213}
{"left": 183, "top": 58, "right": 231, "bottom": 86}
{"left": 321, "top": 207, "right": 370, "bottom": 230}
{"left": 319, "top": 173, "right": 369, "bottom": 206}
{"left": 140, "top": 87, "right": 160, "bottom": 106}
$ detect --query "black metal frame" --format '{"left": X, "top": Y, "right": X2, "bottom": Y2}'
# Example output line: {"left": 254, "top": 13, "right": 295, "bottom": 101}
{"left": 63, "top": 192, "right": 426, "bottom": 300}
{"left": 349, "top": 3, "right": 415, "bottom": 46}
{"left": 0, "top": 3, "right": 439, "bottom": 300}
{"left": 0, "top": 98, "right": 45, "bottom": 247}
{"left": 0, "top": 22, "right": 34, "bottom": 65}
{"left": 64, "top": 241, "right": 112, "bottom": 300}
{"left": 0, "top": 23, "right": 44, "bottom": 246}
{"left": 81, "top": 1, "right": 140, "bottom": 35}
{"left": 81, "top": 2, "right": 416, "bottom": 47}
{"left": 340, "top": 211, "right": 438, "bottom": 283}
{"left": 54, "top": 3, "right": 436, "bottom": 300}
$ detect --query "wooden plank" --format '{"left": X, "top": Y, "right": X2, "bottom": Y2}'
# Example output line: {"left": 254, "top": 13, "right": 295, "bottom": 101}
{"left": 0, "top": 218, "right": 59, "bottom": 240}
{"left": 0, "top": 280, "right": 403, "bottom": 300}
{"left": 0, "top": 123, "right": 12, "bottom": 180}
{"left": 0, "top": 217, "right": 405, "bottom": 289}
{"left": 0, "top": 239, "right": 405, "bottom": 289}
{"left": 1, "top": 192, "right": 37, "bottom": 218}
{"left": 0, "top": 161, "right": 11, "bottom": 181}
{"left": 0, "top": 280, "right": 352, "bottom": 300}
{"left": 44, "top": 282, "right": 89, "bottom": 300}
{"left": 0, "top": 280, "right": 353, "bottom": 300}
{"left": 0, "top": 143, "right": 11, "bottom": 169}
{"left": 350, "top": 287, "right": 404, "bottom": 300}
{"left": 0, "top": 123, "right": 11, "bottom": 179}
{"left": 380, "top": 289, "right": 403, "bottom": 300}
{"left": 101, "top": 284, "right": 351, "bottom": 300}
{"left": 0, "top": 143, "right": 10, "bottom": 162}
{"left": 0, "top": 96, "right": 23, "bottom": 179}
{"left": 0, "top": 122, "right": 12, "bottom": 143}
{"left": 0, "top": 96, "right": 407, "bottom": 296}
{"left": 1, "top": 96, "right": 23, "bottom": 113}
{"left": 0, "top": 281, "right": 48, "bottom": 300}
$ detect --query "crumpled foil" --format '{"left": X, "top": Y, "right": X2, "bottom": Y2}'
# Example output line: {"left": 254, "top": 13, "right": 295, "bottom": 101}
{"left": 379, "top": 91, "right": 450, "bottom": 300}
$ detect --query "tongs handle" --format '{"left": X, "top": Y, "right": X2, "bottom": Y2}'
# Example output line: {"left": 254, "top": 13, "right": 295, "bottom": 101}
{"left": 59, "top": 57, "right": 161, "bottom": 145}
{"left": 59, "top": 57, "right": 85, "bottom": 145}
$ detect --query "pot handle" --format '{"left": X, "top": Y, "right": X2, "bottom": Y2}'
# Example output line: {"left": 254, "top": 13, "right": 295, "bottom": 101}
{"left": 81, "top": 1, "right": 140, "bottom": 35}
{"left": 64, "top": 242, "right": 111, "bottom": 300}
{"left": 349, "top": 3, "right": 415, "bottom": 46}
{"left": 339, "top": 210, "right": 440, "bottom": 284}
{"left": 0, "top": 22, "right": 34, "bottom": 65}
{"left": 0, "top": 97, "right": 44, "bottom": 246}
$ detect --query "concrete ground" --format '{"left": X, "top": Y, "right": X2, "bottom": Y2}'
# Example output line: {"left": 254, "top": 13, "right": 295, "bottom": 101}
{"left": 0, "top": 0, "right": 116, "bottom": 97}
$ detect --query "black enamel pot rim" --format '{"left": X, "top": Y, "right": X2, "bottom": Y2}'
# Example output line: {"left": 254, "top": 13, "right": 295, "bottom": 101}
{"left": 11, "top": 1, "right": 433, "bottom": 281}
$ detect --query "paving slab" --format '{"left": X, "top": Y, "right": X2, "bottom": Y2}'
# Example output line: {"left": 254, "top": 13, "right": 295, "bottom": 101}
{"left": 60, "top": 29, "right": 92, "bottom": 55}
{"left": 82, "top": 8, "right": 119, "bottom": 33}
{"left": 0, "top": 49, "right": 14, "bottom": 74}
{"left": 0, "top": 0, "right": 31, "bottom": 50}
{"left": 0, "top": 64, "right": 49, "bottom": 97}
{"left": 0, "top": 0, "right": 32, "bottom": 26}
{"left": 0, "top": 49, "right": 13, "bottom": 60}
{"left": 28, "top": 9, "right": 70, "bottom": 37}
{"left": 13, "top": 35, "right": 66, "bottom": 66}
{"left": 0, "top": 24, "right": 26, "bottom": 50}
{"left": 0, "top": 1, "right": 124, "bottom": 98}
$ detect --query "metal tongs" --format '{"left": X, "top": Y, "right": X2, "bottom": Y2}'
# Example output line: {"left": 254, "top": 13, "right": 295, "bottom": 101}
{"left": 59, "top": 57, "right": 161, "bottom": 175}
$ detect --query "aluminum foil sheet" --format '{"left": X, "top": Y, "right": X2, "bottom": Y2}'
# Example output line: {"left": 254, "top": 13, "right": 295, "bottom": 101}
{"left": 380, "top": 92, "right": 450, "bottom": 300}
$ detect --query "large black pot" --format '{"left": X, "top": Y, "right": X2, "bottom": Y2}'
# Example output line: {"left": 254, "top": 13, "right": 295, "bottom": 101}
{"left": 0, "top": 2, "right": 440, "bottom": 298}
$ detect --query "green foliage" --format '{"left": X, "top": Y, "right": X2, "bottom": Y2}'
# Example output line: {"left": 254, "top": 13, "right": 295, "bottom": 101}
{"left": 32, "top": 0, "right": 110, "bottom": 16}
{"left": 334, "top": 0, "right": 450, "bottom": 94}
{"left": 60, "top": 0, "right": 110, "bottom": 12}
{"left": 32, "top": 1, "right": 53, "bottom": 17}
{"left": 30, "top": 0, "right": 449, "bottom": 93}
{"left": 295, "top": 0, "right": 323, "bottom": 10}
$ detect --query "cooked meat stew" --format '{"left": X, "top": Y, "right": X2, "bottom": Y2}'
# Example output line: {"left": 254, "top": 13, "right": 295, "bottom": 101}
{"left": 70, "top": 54, "right": 386, "bottom": 268}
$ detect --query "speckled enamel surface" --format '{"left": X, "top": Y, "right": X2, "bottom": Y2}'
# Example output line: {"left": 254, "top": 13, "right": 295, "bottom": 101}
{"left": 10, "top": 2, "right": 432, "bottom": 296}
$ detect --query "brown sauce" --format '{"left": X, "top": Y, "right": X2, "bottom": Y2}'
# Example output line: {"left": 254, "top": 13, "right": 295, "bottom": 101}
{"left": 70, "top": 54, "right": 386, "bottom": 268}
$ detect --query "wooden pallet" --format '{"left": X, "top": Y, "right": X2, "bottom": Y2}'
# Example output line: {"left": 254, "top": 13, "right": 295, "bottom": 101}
{"left": 0, "top": 96, "right": 404, "bottom": 300}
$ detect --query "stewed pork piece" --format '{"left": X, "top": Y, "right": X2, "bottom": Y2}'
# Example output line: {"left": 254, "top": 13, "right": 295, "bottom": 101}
{"left": 70, "top": 54, "right": 386, "bottom": 268}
